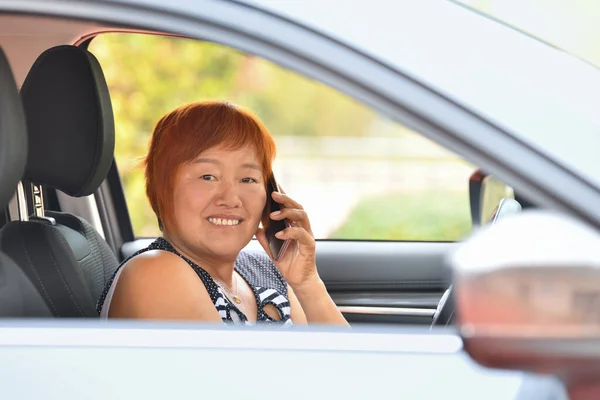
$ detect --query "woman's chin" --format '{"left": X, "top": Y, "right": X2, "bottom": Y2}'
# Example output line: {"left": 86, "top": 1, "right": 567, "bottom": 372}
{"left": 205, "top": 241, "right": 249, "bottom": 260}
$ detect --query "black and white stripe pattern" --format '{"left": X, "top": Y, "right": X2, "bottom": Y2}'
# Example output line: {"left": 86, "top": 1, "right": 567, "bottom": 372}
{"left": 213, "top": 291, "right": 230, "bottom": 321}
{"left": 256, "top": 287, "right": 293, "bottom": 327}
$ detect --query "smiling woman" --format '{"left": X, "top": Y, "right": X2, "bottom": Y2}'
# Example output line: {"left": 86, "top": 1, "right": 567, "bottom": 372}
{"left": 97, "top": 101, "right": 348, "bottom": 326}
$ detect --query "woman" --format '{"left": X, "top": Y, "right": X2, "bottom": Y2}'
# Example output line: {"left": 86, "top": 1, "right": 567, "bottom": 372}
{"left": 98, "top": 101, "right": 348, "bottom": 326}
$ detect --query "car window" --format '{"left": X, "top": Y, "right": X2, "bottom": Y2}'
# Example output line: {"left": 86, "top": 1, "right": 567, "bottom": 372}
{"left": 89, "top": 33, "right": 476, "bottom": 242}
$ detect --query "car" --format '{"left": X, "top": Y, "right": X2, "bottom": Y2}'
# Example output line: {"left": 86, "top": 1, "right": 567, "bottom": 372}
{"left": 0, "top": 0, "right": 598, "bottom": 398}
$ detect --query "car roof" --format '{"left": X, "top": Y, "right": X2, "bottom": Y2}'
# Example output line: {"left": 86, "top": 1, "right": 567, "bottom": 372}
{"left": 236, "top": 0, "right": 600, "bottom": 188}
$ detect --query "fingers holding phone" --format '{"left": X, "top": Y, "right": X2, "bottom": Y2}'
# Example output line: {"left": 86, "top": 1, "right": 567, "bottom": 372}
{"left": 269, "top": 193, "right": 313, "bottom": 235}
{"left": 256, "top": 175, "right": 319, "bottom": 288}
{"left": 260, "top": 175, "right": 292, "bottom": 262}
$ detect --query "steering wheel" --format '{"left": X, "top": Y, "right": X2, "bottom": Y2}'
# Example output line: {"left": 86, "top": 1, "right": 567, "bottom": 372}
{"left": 430, "top": 198, "right": 522, "bottom": 328}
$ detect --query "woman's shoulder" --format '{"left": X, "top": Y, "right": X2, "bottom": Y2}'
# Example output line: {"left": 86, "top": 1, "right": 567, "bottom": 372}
{"left": 115, "top": 238, "right": 199, "bottom": 289}
{"left": 119, "top": 238, "right": 184, "bottom": 271}
{"left": 106, "top": 242, "right": 217, "bottom": 319}
{"left": 123, "top": 247, "right": 183, "bottom": 268}
{"left": 119, "top": 247, "right": 199, "bottom": 288}
{"left": 236, "top": 251, "right": 288, "bottom": 296}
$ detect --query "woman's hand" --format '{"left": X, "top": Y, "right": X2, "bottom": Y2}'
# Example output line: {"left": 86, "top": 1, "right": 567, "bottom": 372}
{"left": 256, "top": 189, "right": 349, "bottom": 326}
{"left": 255, "top": 190, "right": 320, "bottom": 289}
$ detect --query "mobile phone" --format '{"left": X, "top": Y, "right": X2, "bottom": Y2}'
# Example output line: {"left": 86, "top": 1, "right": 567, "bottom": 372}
{"left": 263, "top": 174, "right": 292, "bottom": 261}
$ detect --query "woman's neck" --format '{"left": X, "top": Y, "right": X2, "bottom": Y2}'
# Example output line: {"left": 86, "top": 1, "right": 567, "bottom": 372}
{"left": 162, "top": 233, "right": 236, "bottom": 286}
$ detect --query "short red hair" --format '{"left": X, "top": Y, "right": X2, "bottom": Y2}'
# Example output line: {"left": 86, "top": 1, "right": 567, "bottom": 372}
{"left": 144, "top": 101, "right": 276, "bottom": 232}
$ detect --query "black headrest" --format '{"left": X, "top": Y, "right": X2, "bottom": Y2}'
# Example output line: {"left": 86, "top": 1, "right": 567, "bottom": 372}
{"left": 0, "top": 47, "right": 28, "bottom": 208}
{"left": 20, "top": 45, "right": 115, "bottom": 197}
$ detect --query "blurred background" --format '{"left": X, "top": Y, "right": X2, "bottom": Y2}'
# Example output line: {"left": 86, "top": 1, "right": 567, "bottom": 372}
{"left": 88, "top": 0, "right": 600, "bottom": 242}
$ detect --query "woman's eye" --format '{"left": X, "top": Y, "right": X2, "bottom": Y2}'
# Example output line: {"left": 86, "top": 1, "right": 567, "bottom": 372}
{"left": 241, "top": 177, "right": 258, "bottom": 183}
{"left": 200, "top": 175, "right": 216, "bottom": 181}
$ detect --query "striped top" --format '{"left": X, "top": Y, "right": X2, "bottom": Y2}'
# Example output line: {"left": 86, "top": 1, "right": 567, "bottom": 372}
{"left": 97, "top": 237, "right": 293, "bottom": 326}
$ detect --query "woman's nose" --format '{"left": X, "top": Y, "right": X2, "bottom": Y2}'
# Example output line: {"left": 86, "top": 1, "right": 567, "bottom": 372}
{"left": 215, "top": 182, "right": 242, "bottom": 207}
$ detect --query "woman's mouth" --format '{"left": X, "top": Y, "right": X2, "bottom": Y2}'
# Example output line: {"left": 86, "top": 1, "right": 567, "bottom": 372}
{"left": 207, "top": 217, "right": 242, "bottom": 226}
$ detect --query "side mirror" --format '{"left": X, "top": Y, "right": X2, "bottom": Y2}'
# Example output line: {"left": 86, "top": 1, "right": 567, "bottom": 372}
{"left": 450, "top": 210, "right": 600, "bottom": 398}
{"left": 468, "top": 170, "right": 516, "bottom": 226}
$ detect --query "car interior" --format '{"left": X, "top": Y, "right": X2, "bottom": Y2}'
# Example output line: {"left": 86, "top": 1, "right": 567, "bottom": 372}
{"left": 0, "top": 13, "right": 533, "bottom": 328}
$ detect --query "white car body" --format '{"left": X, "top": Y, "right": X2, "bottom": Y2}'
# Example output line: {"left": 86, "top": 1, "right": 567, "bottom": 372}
{"left": 0, "top": 0, "right": 593, "bottom": 398}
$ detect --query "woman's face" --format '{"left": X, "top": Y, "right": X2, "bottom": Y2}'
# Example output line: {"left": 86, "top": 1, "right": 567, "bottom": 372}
{"left": 170, "top": 144, "right": 267, "bottom": 260}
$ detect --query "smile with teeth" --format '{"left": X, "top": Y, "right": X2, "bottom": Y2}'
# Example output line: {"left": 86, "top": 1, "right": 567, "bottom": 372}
{"left": 207, "top": 218, "right": 242, "bottom": 226}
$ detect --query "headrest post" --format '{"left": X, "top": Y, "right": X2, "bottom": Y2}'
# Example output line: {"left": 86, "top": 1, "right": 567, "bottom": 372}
{"left": 31, "top": 183, "right": 44, "bottom": 218}
{"left": 15, "top": 182, "right": 29, "bottom": 221}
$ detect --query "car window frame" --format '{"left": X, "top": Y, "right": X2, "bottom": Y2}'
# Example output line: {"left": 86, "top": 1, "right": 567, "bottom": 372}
{"left": 7, "top": 0, "right": 598, "bottom": 245}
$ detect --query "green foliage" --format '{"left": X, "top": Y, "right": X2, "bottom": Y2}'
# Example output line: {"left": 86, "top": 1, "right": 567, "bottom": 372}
{"left": 330, "top": 191, "right": 472, "bottom": 241}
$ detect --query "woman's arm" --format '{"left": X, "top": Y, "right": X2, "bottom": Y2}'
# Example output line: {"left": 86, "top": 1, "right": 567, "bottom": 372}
{"left": 289, "top": 281, "right": 348, "bottom": 325}
{"left": 108, "top": 250, "right": 222, "bottom": 321}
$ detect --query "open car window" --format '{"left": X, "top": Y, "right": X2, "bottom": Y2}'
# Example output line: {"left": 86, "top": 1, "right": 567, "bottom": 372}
{"left": 89, "top": 34, "right": 476, "bottom": 242}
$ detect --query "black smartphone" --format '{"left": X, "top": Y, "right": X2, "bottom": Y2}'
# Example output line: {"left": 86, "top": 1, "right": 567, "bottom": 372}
{"left": 263, "top": 174, "right": 291, "bottom": 261}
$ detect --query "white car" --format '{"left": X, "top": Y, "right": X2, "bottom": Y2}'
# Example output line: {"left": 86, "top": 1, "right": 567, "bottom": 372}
{"left": 0, "top": 0, "right": 598, "bottom": 398}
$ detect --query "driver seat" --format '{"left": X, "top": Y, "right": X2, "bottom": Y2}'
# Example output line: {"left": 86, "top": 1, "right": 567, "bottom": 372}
{"left": 0, "top": 45, "right": 119, "bottom": 317}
